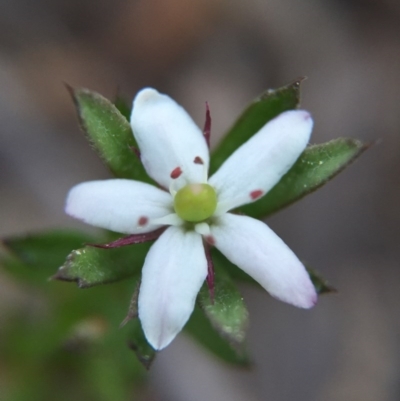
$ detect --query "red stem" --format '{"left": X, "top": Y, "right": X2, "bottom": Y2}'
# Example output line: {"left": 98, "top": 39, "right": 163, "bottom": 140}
{"left": 86, "top": 227, "right": 166, "bottom": 249}
{"left": 203, "top": 241, "right": 215, "bottom": 304}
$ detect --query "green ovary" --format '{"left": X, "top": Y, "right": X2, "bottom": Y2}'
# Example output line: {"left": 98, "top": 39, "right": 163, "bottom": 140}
{"left": 174, "top": 183, "right": 217, "bottom": 222}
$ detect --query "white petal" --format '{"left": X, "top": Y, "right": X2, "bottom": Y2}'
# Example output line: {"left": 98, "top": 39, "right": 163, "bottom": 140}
{"left": 194, "top": 222, "right": 210, "bottom": 236}
{"left": 65, "top": 179, "right": 173, "bottom": 234}
{"left": 138, "top": 226, "right": 207, "bottom": 350}
{"left": 209, "top": 110, "right": 313, "bottom": 213}
{"left": 131, "top": 88, "right": 209, "bottom": 188}
{"left": 210, "top": 213, "right": 317, "bottom": 308}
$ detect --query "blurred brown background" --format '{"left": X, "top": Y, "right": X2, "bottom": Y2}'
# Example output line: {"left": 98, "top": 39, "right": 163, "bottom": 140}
{"left": 1, "top": 0, "right": 400, "bottom": 400}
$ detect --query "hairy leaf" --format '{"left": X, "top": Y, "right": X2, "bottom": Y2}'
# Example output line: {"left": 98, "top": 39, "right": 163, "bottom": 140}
{"left": 185, "top": 307, "right": 250, "bottom": 366}
{"left": 52, "top": 242, "right": 151, "bottom": 288}
{"left": 197, "top": 266, "right": 249, "bottom": 346}
{"left": 68, "top": 86, "right": 149, "bottom": 181}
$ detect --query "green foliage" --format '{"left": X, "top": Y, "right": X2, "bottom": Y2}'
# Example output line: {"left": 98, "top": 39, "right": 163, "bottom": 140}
{"left": 2, "top": 230, "right": 97, "bottom": 285}
{"left": 122, "top": 285, "right": 156, "bottom": 370}
{"left": 53, "top": 242, "right": 151, "bottom": 288}
{"left": 68, "top": 86, "right": 150, "bottom": 182}
{"left": 127, "top": 319, "right": 156, "bottom": 371}
{"left": 197, "top": 266, "right": 249, "bottom": 346}
{"left": 185, "top": 307, "right": 250, "bottom": 366}
{"left": 241, "top": 138, "right": 370, "bottom": 218}
{"left": 307, "top": 267, "right": 337, "bottom": 295}
{"left": 114, "top": 93, "right": 132, "bottom": 121}
{"left": 3, "top": 230, "right": 95, "bottom": 270}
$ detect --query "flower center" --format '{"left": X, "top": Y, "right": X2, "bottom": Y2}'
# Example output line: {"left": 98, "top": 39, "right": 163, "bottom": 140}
{"left": 174, "top": 183, "right": 217, "bottom": 222}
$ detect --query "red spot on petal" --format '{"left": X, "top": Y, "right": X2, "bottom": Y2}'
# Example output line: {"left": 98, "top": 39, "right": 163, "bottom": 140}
{"left": 170, "top": 167, "right": 182, "bottom": 179}
{"left": 205, "top": 235, "right": 215, "bottom": 246}
{"left": 193, "top": 156, "right": 204, "bottom": 165}
{"left": 138, "top": 216, "right": 148, "bottom": 226}
{"left": 250, "top": 190, "right": 263, "bottom": 200}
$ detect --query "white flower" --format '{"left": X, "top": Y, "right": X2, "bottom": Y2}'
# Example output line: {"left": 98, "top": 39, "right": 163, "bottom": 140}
{"left": 66, "top": 88, "right": 317, "bottom": 350}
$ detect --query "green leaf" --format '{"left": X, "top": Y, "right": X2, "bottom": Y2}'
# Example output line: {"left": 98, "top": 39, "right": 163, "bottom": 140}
{"left": 2, "top": 230, "right": 96, "bottom": 273}
{"left": 210, "top": 78, "right": 303, "bottom": 174}
{"left": 121, "top": 282, "right": 156, "bottom": 370}
{"left": 241, "top": 138, "right": 370, "bottom": 218}
{"left": 197, "top": 266, "right": 249, "bottom": 346}
{"left": 127, "top": 319, "right": 156, "bottom": 370}
{"left": 185, "top": 306, "right": 250, "bottom": 366}
{"left": 114, "top": 93, "right": 132, "bottom": 121}
{"left": 120, "top": 283, "right": 140, "bottom": 328}
{"left": 52, "top": 242, "right": 151, "bottom": 288}
{"left": 68, "top": 86, "right": 149, "bottom": 181}
{"left": 307, "top": 267, "right": 337, "bottom": 295}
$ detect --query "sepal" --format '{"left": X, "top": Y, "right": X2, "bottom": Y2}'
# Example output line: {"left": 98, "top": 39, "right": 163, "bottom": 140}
{"left": 197, "top": 265, "right": 249, "bottom": 346}
{"left": 52, "top": 242, "right": 151, "bottom": 288}
{"left": 68, "top": 86, "right": 150, "bottom": 181}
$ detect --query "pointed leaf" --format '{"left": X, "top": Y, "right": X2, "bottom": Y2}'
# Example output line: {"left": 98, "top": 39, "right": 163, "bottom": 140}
{"left": 120, "top": 283, "right": 140, "bottom": 328}
{"left": 127, "top": 319, "right": 156, "bottom": 370}
{"left": 68, "top": 86, "right": 149, "bottom": 181}
{"left": 210, "top": 78, "right": 303, "bottom": 174}
{"left": 184, "top": 306, "right": 250, "bottom": 366}
{"left": 197, "top": 265, "right": 249, "bottom": 346}
{"left": 241, "top": 138, "right": 370, "bottom": 218}
{"left": 307, "top": 267, "right": 337, "bottom": 295}
{"left": 114, "top": 93, "right": 132, "bottom": 121}
{"left": 2, "top": 230, "right": 96, "bottom": 272}
{"left": 121, "top": 282, "right": 156, "bottom": 370}
{"left": 52, "top": 242, "right": 151, "bottom": 288}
